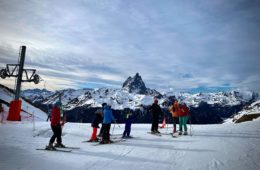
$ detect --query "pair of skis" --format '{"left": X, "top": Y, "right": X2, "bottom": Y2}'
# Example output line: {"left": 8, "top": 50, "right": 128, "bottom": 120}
{"left": 161, "top": 132, "right": 189, "bottom": 138}
{"left": 147, "top": 132, "right": 162, "bottom": 136}
{"left": 36, "top": 146, "right": 80, "bottom": 152}
{"left": 150, "top": 132, "right": 181, "bottom": 138}
{"left": 92, "top": 138, "right": 126, "bottom": 146}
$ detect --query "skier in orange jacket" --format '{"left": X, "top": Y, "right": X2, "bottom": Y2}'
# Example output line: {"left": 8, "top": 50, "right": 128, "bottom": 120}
{"left": 169, "top": 100, "right": 179, "bottom": 134}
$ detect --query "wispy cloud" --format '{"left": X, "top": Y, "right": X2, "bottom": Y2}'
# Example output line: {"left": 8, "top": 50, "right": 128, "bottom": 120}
{"left": 0, "top": 0, "right": 259, "bottom": 93}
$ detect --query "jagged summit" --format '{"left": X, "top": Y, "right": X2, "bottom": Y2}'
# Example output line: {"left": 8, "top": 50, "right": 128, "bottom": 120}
{"left": 122, "top": 73, "right": 147, "bottom": 94}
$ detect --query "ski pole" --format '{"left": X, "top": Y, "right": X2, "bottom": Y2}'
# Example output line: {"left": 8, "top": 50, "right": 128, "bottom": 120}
{"left": 166, "top": 115, "right": 169, "bottom": 134}
{"left": 116, "top": 121, "right": 121, "bottom": 128}
{"left": 189, "top": 112, "right": 192, "bottom": 136}
{"left": 112, "top": 123, "right": 116, "bottom": 135}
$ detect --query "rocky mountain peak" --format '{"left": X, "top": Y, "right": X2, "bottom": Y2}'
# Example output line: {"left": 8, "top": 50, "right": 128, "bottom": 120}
{"left": 122, "top": 73, "right": 147, "bottom": 94}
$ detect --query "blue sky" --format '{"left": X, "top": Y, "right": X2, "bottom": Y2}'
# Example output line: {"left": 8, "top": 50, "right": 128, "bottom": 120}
{"left": 0, "top": 0, "right": 259, "bottom": 93}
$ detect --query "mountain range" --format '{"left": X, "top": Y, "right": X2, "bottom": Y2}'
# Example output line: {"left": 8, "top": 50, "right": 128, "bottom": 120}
{"left": 18, "top": 73, "right": 259, "bottom": 124}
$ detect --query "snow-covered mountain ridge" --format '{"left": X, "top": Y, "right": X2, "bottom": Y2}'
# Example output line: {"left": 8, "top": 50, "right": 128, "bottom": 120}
{"left": 22, "top": 86, "right": 258, "bottom": 111}
{"left": 230, "top": 100, "right": 260, "bottom": 123}
{"left": 17, "top": 73, "right": 258, "bottom": 124}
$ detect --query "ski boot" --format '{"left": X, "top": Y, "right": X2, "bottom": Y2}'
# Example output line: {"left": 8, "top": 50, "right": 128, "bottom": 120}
{"left": 183, "top": 131, "right": 188, "bottom": 135}
{"left": 46, "top": 143, "right": 56, "bottom": 150}
{"left": 87, "top": 138, "right": 100, "bottom": 142}
{"left": 125, "top": 136, "right": 133, "bottom": 138}
{"left": 94, "top": 138, "right": 100, "bottom": 142}
{"left": 178, "top": 131, "right": 183, "bottom": 135}
{"left": 99, "top": 140, "right": 105, "bottom": 144}
{"left": 100, "top": 140, "right": 108, "bottom": 144}
{"left": 54, "top": 143, "right": 66, "bottom": 148}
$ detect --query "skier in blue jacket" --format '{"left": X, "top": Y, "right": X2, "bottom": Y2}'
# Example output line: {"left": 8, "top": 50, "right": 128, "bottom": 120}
{"left": 100, "top": 105, "right": 116, "bottom": 144}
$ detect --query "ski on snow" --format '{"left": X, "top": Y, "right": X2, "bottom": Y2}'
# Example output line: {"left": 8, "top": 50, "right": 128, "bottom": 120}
{"left": 147, "top": 132, "right": 162, "bottom": 136}
{"left": 36, "top": 148, "right": 72, "bottom": 152}
{"left": 92, "top": 139, "right": 126, "bottom": 146}
{"left": 55, "top": 146, "right": 80, "bottom": 149}
{"left": 172, "top": 133, "right": 179, "bottom": 138}
{"left": 160, "top": 132, "right": 179, "bottom": 137}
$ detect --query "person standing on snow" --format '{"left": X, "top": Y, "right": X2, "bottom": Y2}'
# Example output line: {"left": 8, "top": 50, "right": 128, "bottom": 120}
{"left": 122, "top": 108, "right": 138, "bottom": 138}
{"left": 150, "top": 98, "right": 164, "bottom": 134}
{"left": 178, "top": 102, "right": 189, "bottom": 135}
{"left": 98, "top": 103, "right": 107, "bottom": 137}
{"left": 169, "top": 100, "right": 179, "bottom": 134}
{"left": 46, "top": 101, "right": 65, "bottom": 150}
{"left": 87, "top": 107, "right": 103, "bottom": 142}
{"left": 100, "top": 105, "right": 116, "bottom": 144}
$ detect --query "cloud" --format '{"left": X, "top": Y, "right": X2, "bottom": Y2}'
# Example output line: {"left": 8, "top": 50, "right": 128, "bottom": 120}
{"left": 0, "top": 0, "right": 259, "bottom": 93}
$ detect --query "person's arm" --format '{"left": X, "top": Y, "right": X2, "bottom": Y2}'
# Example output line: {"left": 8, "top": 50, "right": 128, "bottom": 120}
{"left": 111, "top": 110, "right": 116, "bottom": 123}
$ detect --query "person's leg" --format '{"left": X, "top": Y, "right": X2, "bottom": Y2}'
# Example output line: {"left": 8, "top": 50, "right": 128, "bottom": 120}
{"left": 172, "top": 117, "right": 177, "bottom": 133}
{"left": 183, "top": 116, "right": 188, "bottom": 135}
{"left": 155, "top": 117, "right": 159, "bottom": 133}
{"left": 179, "top": 117, "right": 183, "bottom": 134}
{"left": 151, "top": 118, "right": 155, "bottom": 132}
{"left": 102, "top": 124, "right": 108, "bottom": 141}
{"left": 123, "top": 123, "right": 127, "bottom": 137}
{"left": 56, "top": 124, "right": 62, "bottom": 145}
{"left": 128, "top": 124, "right": 132, "bottom": 136}
{"left": 91, "top": 127, "right": 98, "bottom": 140}
{"left": 107, "top": 124, "right": 111, "bottom": 141}
{"left": 98, "top": 124, "right": 104, "bottom": 137}
{"left": 48, "top": 125, "right": 59, "bottom": 148}
{"left": 126, "top": 122, "right": 131, "bottom": 136}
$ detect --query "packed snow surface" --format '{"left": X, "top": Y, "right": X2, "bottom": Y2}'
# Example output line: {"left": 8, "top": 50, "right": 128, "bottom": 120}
{"left": 0, "top": 119, "right": 260, "bottom": 170}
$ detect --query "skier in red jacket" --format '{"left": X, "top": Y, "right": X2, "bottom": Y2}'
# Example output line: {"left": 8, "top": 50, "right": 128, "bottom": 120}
{"left": 46, "top": 101, "right": 65, "bottom": 150}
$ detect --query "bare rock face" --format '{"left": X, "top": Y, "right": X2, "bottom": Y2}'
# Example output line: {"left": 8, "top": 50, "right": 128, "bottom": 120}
{"left": 122, "top": 73, "right": 147, "bottom": 94}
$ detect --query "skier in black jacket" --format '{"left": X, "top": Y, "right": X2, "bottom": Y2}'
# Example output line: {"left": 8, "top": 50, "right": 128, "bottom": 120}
{"left": 150, "top": 98, "right": 163, "bottom": 134}
{"left": 87, "top": 108, "right": 103, "bottom": 142}
{"left": 98, "top": 103, "right": 107, "bottom": 137}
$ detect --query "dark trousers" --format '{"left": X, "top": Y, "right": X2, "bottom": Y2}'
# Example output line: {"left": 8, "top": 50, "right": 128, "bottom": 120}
{"left": 151, "top": 117, "right": 159, "bottom": 132}
{"left": 49, "top": 124, "right": 62, "bottom": 144}
{"left": 98, "top": 123, "right": 104, "bottom": 136}
{"left": 172, "top": 117, "right": 178, "bottom": 133}
{"left": 123, "top": 122, "right": 132, "bottom": 137}
{"left": 102, "top": 123, "right": 111, "bottom": 141}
